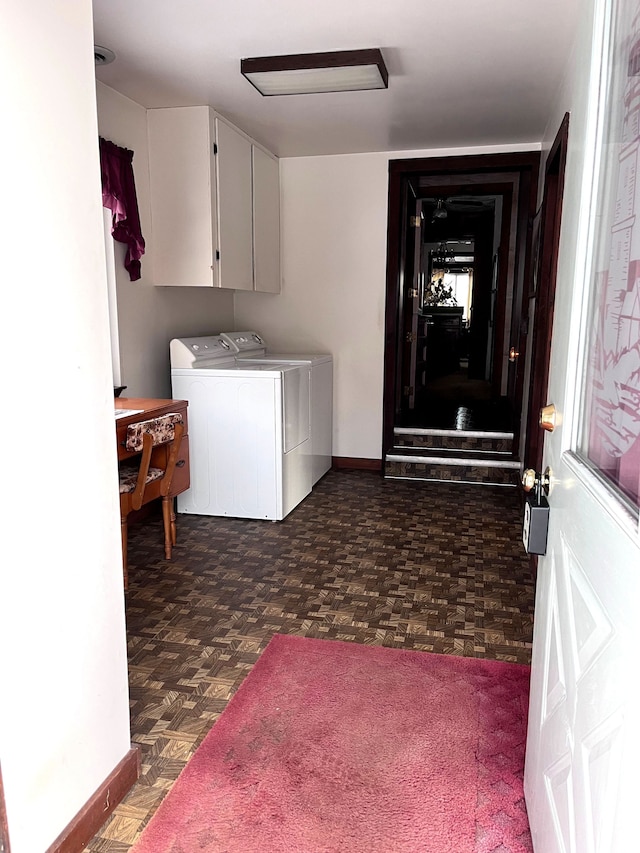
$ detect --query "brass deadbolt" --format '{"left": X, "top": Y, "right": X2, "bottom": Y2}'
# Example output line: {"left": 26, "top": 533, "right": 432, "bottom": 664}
{"left": 539, "top": 404, "right": 557, "bottom": 432}
{"left": 522, "top": 469, "right": 537, "bottom": 492}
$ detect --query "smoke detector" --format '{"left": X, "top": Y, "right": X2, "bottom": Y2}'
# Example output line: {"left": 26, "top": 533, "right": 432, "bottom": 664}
{"left": 94, "top": 45, "right": 116, "bottom": 66}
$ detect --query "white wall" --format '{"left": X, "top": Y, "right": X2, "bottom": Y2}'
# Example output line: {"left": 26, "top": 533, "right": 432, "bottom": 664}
{"left": 540, "top": 12, "right": 596, "bottom": 410}
{"left": 0, "top": 3, "right": 131, "bottom": 852}
{"left": 96, "top": 83, "right": 235, "bottom": 398}
{"left": 234, "top": 143, "right": 539, "bottom": 460}
{"left": 236, "top": 152, "right": 388, "bottom": 459}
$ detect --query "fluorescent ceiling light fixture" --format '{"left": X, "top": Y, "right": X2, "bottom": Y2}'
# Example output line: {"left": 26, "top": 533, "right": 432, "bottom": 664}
{"left": 241, "top": 49, "right": 388, "bottom": 96}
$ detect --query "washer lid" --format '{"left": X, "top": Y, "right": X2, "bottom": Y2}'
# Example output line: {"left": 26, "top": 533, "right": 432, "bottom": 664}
{"left": 257, "top": 352, "right": 333, "bottom": 365}
{"left": 231, "top": 361, "right": 304, "bottom": 375}
{"left": 171, "top": 360, "right": 306, "bottom": 378}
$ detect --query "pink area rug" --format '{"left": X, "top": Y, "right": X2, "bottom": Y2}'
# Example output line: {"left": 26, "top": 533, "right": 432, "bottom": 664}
{"left": 131, "top": 635, "right": 532, "bottom": 853}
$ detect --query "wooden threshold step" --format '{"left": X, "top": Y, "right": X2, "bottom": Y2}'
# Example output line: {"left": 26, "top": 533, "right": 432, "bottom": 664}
{"left": 384, "top": 447, "right": 520, "bottom": 487}
{"left": 394, "top": 427, "right": 513, "bottom": 453}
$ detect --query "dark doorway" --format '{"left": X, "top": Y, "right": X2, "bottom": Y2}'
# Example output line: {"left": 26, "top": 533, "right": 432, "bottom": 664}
{"left": 403, "top": 187, "right": 513, "bottom": 432}
{"left": 383, "top": 153, "right": 540, "bottom": 460}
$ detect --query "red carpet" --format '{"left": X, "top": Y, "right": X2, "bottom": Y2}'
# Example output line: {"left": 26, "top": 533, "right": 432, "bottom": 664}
{"left": 131, "top": 635, "right": 532, "bottom": 853}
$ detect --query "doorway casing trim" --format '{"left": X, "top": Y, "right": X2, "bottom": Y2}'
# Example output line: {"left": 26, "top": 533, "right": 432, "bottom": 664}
{"left": 382, "top": 152, "right": 541, "bottom": 460}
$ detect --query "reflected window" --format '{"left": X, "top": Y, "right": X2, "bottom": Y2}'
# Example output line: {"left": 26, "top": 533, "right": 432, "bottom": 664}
{"left": 579, "top": 0, "right": 640, "bottom": 510}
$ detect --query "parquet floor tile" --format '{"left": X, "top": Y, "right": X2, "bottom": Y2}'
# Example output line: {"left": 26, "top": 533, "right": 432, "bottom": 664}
{"left": 84, "top": 470, "right": 534, "bottom": 851}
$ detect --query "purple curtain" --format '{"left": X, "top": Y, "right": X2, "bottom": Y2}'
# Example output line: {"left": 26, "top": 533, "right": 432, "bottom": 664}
{"left": 99, "top": 137, "right": 146, "bottom": 281}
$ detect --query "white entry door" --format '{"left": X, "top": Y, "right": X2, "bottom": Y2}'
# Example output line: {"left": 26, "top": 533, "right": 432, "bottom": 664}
{"left": 524, "top": 0, "right": 640, "bottom": 850}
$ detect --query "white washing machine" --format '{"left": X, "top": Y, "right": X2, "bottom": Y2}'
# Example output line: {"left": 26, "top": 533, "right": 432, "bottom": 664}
{"left": 220, "top": 331, "right": 333, "bottom": 485}
{"left": 170, "top": 335, "right": 312, "bottom": 521}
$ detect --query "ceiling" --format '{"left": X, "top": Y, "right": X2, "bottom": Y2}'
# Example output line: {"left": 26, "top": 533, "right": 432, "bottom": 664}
{"left": 92, "top": 0, "right": 580, "bottom": 158}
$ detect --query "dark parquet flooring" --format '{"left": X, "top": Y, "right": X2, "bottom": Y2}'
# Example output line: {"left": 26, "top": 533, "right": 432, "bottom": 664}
{"left": 399, "top": 365, "right": 515, "bottom": 432}
{"left": 84, "top": 470, "right": 534, "bottom": 851}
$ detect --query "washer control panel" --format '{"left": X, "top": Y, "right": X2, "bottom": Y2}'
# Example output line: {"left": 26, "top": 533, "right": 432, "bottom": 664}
{"left": 220, "top": 331, "right": 266, "bottom": 354}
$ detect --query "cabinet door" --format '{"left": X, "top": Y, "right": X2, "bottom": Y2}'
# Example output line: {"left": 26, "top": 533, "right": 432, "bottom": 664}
{"left": 252, "top": 146, "right": 281, "bottom": 293}
{"left": 148, "top": 106, "right": 217, "bottom": 287}
{"left": 214, "top": 118, "right": 253, "bottom": 291}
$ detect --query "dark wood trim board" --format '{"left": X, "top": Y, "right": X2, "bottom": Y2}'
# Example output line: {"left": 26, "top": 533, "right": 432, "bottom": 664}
{"left": 332, "top": 456, "right": 382, "bottom": 472}
{"left": 45, "top": 747, "right": 140, "bottom": 853}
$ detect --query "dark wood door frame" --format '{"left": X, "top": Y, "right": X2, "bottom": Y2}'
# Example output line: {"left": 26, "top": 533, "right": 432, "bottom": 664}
{"left": 522, "top": 114, "right": 570, "bottom": 471}
{"left": 383, "top": 152, "right": 541, "bottom": 459}
{"left": 492, "top": 187, "right": 515, "bottom": 396}
{"left": 398, "top": 180, "right": 419, "bottom": 413}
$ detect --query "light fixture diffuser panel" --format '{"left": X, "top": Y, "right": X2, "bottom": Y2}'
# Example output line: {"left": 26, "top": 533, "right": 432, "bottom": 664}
{"left": 245, "top": 65, "right": 386, "bottom": 96}
{"left": 241, "top": 49, "right": 388, "bottom": 96}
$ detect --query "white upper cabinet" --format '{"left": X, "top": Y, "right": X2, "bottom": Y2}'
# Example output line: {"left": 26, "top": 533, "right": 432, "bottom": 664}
{"left": 214, "top": 117, "right": 253, "bottom": 291}
{"left": 148, "top": 106, "right": 218, "bottom": 287}
{"left": 252, "top": 145, "right": 281, "bottom": 294}
{"left": 147, "top": 106, "right": 280, "bottom": 291}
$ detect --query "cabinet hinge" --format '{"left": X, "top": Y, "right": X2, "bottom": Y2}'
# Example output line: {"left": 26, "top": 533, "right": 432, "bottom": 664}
{"left": 213, "top": 143, "right": 218, "bottom": 155}
{"left": 403, "top": 385, "right": 414, "bottom": 396}
{"left": 405, "top": 332, "right": 417, "bottom": 343}
{"left": 408, "top": 288, "right": 419, "bottom": 298}
{"left": 410, "top": 215, "right": 421, "bottom": 227}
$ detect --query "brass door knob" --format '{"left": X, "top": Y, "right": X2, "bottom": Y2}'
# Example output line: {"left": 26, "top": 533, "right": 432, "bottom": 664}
{"left": 509, "top": 346, "right": 519, "bottom": 362}
{"left": 522, "top": 467, "right": 551, "bottom": 495}
{"left": 539, "top": 404, "right": 557, "bottom": 432}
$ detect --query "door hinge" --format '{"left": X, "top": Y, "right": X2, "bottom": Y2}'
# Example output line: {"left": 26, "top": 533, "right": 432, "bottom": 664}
{"left": 405, "top": 332, "right": 417, "bottom": 343}
{"left": 410, "top": 215, "right": 421, "bottom": 227}
{"left": 213, "top": 143, "right": 218, "bottom": 155}
{"left": 403, "top": 385, "right": 414, "bottom": 396}
{"left": 215, "top": 250, "right": 220, "bottom": 260}
{"left": 408, "top": 288, "right": 419, "bottom": 299}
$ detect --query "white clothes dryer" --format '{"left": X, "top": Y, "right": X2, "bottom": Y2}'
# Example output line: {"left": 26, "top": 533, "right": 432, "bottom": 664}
{"left": 170, "top": 335, "right": 311, "bottom": 520}
{"left": 220, "top": 331, "right": 333, "bottom": 484}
